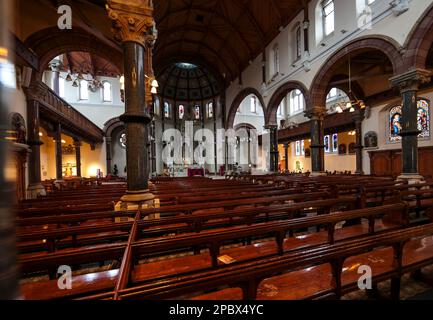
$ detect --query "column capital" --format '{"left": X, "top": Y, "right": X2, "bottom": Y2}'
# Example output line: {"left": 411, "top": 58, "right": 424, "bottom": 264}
{"left": 305, "top": 106, "right": 326, "bottom": 121}
{"left": 264, "top": 124, "right": 278, "bottom": 131}
{"left": 389, "top": 68, "right": 431, "bottom": 92}
{"left": 106, "top": 0, "right": 156, "bottom": 46}
{"left": 48, "top": 60, "right": 62, "bottom": 72}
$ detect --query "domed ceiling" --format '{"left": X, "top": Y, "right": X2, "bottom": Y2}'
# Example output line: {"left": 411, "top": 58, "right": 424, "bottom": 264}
{"left": 157, "top": 63, "right": 220, "bottom": 101}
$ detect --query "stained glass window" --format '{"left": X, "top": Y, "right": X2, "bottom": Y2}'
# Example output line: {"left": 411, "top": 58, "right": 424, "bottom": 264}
{"left": 324, "top": 135, "right": 330, "bottom": 153}
{"left": 418, "top": 99, "right": 430, "bottom": 139}
{"left": 164, "top": 102, "right": 171, "bottom": 118}
{"left": 195, "top": 105, "right": 201, "bottom": 120}
{"left": 207, "top": 102, "right": 213, "bottom": 118}
{"left": 120, "top": 133, "right": 127, "bottom": 149}
{"left": 179, "top": 105, "right": 185, "bottom": 120}
{"left": 389, "top": 100, "right": 430, "bottom": 143}
{"left": 332, "top": 133, "right": 338, "bottom": 153}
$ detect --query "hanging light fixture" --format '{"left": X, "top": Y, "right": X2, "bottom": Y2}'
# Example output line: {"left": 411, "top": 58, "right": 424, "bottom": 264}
{"left": 65, "top": 73, "right": 73, "bottom": 82}
{"left": 72, "top": 80, "right": 79, "bottom": 88}
{"left": 151, "top": 79, "right": 159, "bottom": 88}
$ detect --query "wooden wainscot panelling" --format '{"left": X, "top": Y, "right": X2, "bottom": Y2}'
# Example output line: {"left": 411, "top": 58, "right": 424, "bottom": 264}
{"left": 369, "top": 146, "right": 433, "bottom": 178}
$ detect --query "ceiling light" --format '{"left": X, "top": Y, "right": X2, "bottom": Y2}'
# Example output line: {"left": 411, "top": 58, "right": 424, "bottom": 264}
{"left": 39, "top": 132, "right": 43, "bottom": 137}
{"left": 346, "top": 102, "right": 352, "bottom": 109}
{"left": 151, "top": 79, "right": 159, "bottom": 88}
{"left": 336, "top": 106, "right": 343, "bottom": 113}
{"left": 350, "top": 106, "right": 355, "bottom": 113}
{"left": 61, "top": 139, "right": 66, "bottom": 144}
{"left": 151, "top": 86, "right": 157, "bottom": 94}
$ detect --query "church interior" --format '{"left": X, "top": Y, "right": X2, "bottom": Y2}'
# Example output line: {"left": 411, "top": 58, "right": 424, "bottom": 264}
{"left": 2, "top": 0, "right": 433, "bottom": 301}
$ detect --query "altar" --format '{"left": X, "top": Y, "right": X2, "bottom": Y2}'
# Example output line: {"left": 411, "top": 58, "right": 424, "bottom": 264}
{"left": 187, "top": 167, "right": 205, "bottom": 177}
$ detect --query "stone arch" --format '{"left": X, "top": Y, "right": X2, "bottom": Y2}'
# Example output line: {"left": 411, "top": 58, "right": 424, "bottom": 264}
{"left": 310, "top": 36, "right": 405, "bottom": 109}
{"left": 404, "top": 2, "right": 433, "bottom": 70}
{"left": 103, "top": 117, "right": 125, "bottom": 174}
{"left": 103, "top": 117, "right": 124, "bottom": 138}
{"left": 226, "top": 88, "right": 266, "bottom": 130}
{"left": 266, "top": 81, "right": 311, "bottom": 126}
{"left": 25, "top": 27, "right": 123, "bottom": 80}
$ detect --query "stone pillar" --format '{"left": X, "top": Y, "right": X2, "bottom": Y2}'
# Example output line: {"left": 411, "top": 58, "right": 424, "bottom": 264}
{"left": 55, "top": 123, "right": 63, "bottom": 181}
{"left": 390, "top": 69, "right": 431, "bottom": 182}
{"left": 306, "top": 107, "right": 326, "bottom": 176}
{"left": 0, "top": 0, "right": 20, "bottom": 297}
{"left": 284, "top": 142, "right": 289, "bottom": 172}
{"left": 265, "top": 125, "right": 279, "bottom": 172}
{"left": 353, "top": 109, "right": 364, "bottom": 175}
{"left": 25, "top": 82, "right": 46, "bottom": 198}
{"left": 49, "top": 60, "right": 61, "bottom": 95}
{"left": 107, "top": 0, "right": 156, "bottom": 209}
{"left": 74, "top": 139, "right": 82, "bottom": 177}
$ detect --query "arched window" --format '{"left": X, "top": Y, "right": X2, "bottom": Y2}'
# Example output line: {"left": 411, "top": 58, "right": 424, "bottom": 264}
{"left": 179, "top": 104, "right": 185, "bottom": 120}
{"left": 79, "top": 80, "right": 89, "bottom": 100}
{"left": 207, "top": 102, "right": 214, "bottom": 118}
{"left": 250, "top": 96, "right": 257, "bottom": 113}
{"left": 277, "top": 100, "right": 284, "bottom": 116}
{"left": 290, "top": 89, "right": 305, "bottom": 115}
{"left": 194, "top": 105, "right": 201, "bottom": 120}
{"left": 102, "top": 81, "right": 112, "bottom": 102}
{"left": 164, "top": 102, "right": 171, "bottom": 118}
{"left": 322, "top": 0, "right": 335, "bottom": 37}
{"left": 389, "top": 100, "right": 430, "bottom": 143}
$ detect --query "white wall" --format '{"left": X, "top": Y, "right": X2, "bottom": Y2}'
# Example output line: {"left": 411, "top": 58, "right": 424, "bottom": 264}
{"left": 226, "top": 0, "right": 433, "bottom": 113}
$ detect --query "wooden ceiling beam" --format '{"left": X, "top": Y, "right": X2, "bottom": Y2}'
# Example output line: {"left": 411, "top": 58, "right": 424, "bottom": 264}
{"left": 155, "top": 25, "right": 242, "bottom": 65}
{"left": 156, "top": 6, "right": 254, "bottom": 56}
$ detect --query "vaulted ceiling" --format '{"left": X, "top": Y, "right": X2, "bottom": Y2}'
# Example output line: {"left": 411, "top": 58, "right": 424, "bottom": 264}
{"left": 78, "top": 0, "right": 307, "bottom": 84}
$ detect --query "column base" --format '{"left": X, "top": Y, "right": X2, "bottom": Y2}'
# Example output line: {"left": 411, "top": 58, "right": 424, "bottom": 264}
{"left": 310, "top": 171, "right": 327, "bottom": 177}
{"left": 27, "top": 183, "right": 46, "bottom": 199}
{"left": 115, "top": 190, "right": 159, "bottom": 222}
{"left": 397, "top": 174, "right": 424, "bottom": 184}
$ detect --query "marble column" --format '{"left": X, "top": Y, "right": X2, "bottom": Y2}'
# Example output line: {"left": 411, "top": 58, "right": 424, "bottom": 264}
{"left": 390, "top": 69, "right": 431, "bottom": 182}
{"left": 107, "top": 0, "right": 156, "bottom": 206}
{"left": 74, "top": 139, "right": 82, "bottom": 177}
{"left": 284, "top": 142, "right": 289, "bottom": 172}
{"left": 106, "top": 137, "right": 112, "bottom": 175}
{"left": 55, "top": 123, "right": 63, "bottom": 181}
{"left": 353, "top": 109, "right": 364, "bottom": 175}
{"left": 306, "top": 107, "right": 326, "bottom": 175}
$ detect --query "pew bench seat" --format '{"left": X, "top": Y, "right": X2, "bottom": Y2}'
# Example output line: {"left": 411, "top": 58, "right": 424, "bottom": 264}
{"left": 190, "top": 235, "right": 433, "bottom": 301}
{"left": 21, "top": 269, "right": 119, "bottom": 300}
{"left": 131, "top": 219, "right": 399, "bottom": 284}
